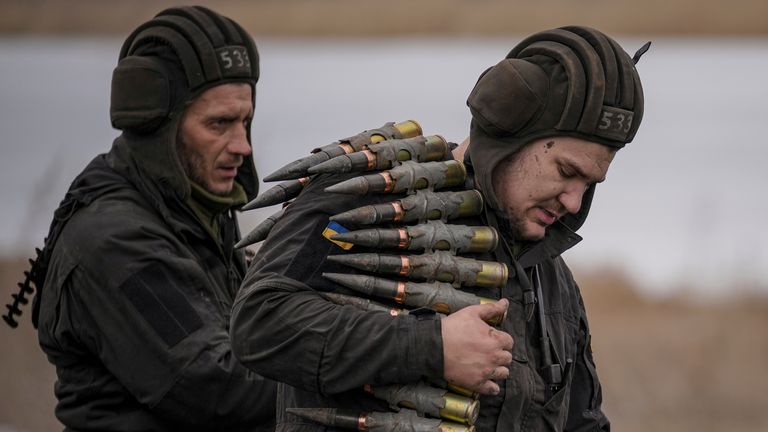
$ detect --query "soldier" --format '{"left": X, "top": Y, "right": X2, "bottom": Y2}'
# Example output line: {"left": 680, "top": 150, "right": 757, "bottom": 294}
{"left": 22, "top": 6, "right": 277, "bottom": 431}
{"left": 231, "top": 26, "right": 647, "bottom": 431}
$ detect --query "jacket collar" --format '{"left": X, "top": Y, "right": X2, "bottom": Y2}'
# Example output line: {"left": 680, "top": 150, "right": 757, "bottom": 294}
{"left": 516, "top": 220, "right": 582, "bottom": 269}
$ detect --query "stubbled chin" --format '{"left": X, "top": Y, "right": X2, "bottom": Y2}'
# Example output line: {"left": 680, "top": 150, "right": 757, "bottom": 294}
{"left": 207, "top": 181, "right": 234, "bottom": 197}
{"left": 519, "top": 223, "right": 547, "bottom": 242}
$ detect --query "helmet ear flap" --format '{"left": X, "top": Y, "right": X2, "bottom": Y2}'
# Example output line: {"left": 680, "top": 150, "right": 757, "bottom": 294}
{"left": 110, "top": 56, "right": 172, "bottom": 133}
{"left": 467, "top": 58, "right": 549, "bottom": 137}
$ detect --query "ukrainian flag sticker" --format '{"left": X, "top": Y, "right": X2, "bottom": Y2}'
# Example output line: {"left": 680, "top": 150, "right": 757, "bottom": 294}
{"left": 323, "top": 221, "right": 354, "bottom": 250}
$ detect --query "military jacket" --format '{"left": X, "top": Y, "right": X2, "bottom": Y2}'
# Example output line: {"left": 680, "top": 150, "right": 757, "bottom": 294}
{"left": 36, "top": 142, "right": 277, "bottom": 431}
{"left": 231, "top": 166, "right": 609, "bottom": 432}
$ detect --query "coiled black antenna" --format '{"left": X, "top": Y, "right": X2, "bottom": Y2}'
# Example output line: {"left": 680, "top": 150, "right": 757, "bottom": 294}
{"left": 3, "top": 245, "right": 44, "bottom": 328}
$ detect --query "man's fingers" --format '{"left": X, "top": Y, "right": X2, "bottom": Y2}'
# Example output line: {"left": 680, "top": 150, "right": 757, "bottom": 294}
{"left": 494, "top": 349, "right": 513, "bottom": 366}
{"left": 490, "top": 328, "right": 514, "bottom": 351}
{"left": 477, "top": 379, "right": 501, "bottom": 396}
{"left": 489, "top": 366, "right": 510, "bottom": 381}
{"left": 476, "top": 298, "right": 509, "bottom": 321}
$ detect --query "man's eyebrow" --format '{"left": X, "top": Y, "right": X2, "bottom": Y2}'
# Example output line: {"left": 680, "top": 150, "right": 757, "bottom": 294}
{"left": 563, "top": 158, "right": 606, "bottom": 183}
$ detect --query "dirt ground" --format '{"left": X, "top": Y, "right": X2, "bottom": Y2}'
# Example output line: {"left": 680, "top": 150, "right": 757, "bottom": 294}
{"left": 1, "top": 259, "right": 766, "bottom": 431}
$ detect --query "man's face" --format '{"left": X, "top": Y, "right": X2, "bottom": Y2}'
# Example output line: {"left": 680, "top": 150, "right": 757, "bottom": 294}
{"left": 491, "top": 136, "right": 616, "bottom": 241}
{"left": 177, "top": 83, "right": 253, "bottom": 196}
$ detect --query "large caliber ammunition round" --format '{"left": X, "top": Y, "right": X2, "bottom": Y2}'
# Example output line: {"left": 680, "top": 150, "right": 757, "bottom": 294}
{"left": 331, "top": 222, "right": 498, "bottom": 254}
{"left": 441, "top": 392, "right": 481, "bottom": 426}
{"left": 327, "top": 252, "right": 508, "bottom": 288}
{"left": 465, "top": 226, "right": 499, "bottom": 252}
{"left": 455, "top": 190, "right": 484, "bottom": 217}
{"left": 393, "top": 119, "right": 422, "bottom": 139}
{"left": 475, "top": 262, "right": 509, "bottom": 288}
{"left": 330, "top": 190, "right": 484, "bottom": 226}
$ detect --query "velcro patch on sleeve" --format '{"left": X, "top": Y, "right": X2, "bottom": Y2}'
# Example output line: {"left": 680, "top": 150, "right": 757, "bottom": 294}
{"left": 120, "top": 262, "right": 204, "bottom": 348}
{"left": 323, "top": 221, "right": 354, "bottom": 250}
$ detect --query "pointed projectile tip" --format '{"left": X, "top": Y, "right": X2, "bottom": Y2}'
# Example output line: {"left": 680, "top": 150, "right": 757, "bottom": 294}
{"left": 322, "top": 272, "right": 362, "bottom": 289}
{"left": 318, "top": 292, "right": 351, "bottom": 305}
{"left": 235, "top": 227, "right": 260, "bottom": 249}
{"left": 241, "top": 197, "right": 264, "bottom": 212}
{"left": 326, "top": 253, "right": 381, "bottom": 272}
{"left": 285, "top": 408, "right": 332, "bottom": 425}
{"left": 330, "top": 229, "right": 384, "bottom": 249}
{"left": 235, "top": 209, "right": 285, "bottom": 248}
{"left": 325, "top": 254, "right": 346, "bottom": 265}
{"left": 234, "top": 225, "right": 267, "bottom": 249}
{"left": 241, "top": 192, "right": 279, "bottom": 211}
{"left": 324, "top": 176, "right": 369, "bottom": 195}
{"left": 329, "top": 206, "right": 376, "bottom": 225}
{"left": 286, "top": 408, "right": 361, "bottom": 429}
{"left": 263, "top": 157, "right": 312, "bottom": 182}
{"left": 328, "top": 230, "right": 356, "bottom": 244}
{"left": 306, "top": 154, "right": 352, "bottom": 175}
{"left": 243, "top": 179, "right": 306, "bottom": 211}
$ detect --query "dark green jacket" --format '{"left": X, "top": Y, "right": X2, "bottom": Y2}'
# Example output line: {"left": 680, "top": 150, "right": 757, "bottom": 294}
{"left": 35, "top": 123, "right": 276, "bottom": 431}
{"left": 230, "top": 166, "right": 609, "bottom": 432}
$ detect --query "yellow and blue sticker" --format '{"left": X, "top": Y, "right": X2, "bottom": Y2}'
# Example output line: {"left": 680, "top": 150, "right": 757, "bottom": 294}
{"left": 323, "top": 221, "right": 354, "bottom": 250}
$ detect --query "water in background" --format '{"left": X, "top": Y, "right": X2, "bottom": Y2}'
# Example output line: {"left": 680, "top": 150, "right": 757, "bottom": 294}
{"left": 1, "top": 36, "right": 767, "bottom": 298}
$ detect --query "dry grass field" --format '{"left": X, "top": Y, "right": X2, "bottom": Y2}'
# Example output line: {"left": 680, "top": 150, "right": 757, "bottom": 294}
{"left": 1, "top": 259, "right": 767, "bottom": 431}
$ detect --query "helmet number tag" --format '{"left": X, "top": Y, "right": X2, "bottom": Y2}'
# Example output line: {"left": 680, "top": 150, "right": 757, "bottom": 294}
{"left": 216, "top": 46, "right": 251, "bottom": 76}
{"left": 595, "top": 106, "right": 634, "bottom": 141}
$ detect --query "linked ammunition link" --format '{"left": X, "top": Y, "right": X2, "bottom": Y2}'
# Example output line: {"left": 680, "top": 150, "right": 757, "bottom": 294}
{"left": 326, "top": 160, "right": 466, "bottom": 195}
{"left": 331, "top": 220, "right": 498, "bottom": 254}
{"left": 327, "top": 251, "right": 508, "bottom": 288}
{"left": 264, "top": 120, "right": 422, "bottom": 182}
{"left": 249, "top": 121, "right": 512, "bottom": 427}
{"left": 322, "top": 273, "right": 502, "bottom": 325}
{"left": 286, "top": 407, "right": 475, "bottom": 432}
{"left": 308, "top": 135, "right": 454, "bottom": 175}
{"left": 320, "top": 292, "right": 409, "bottom": 317}
{"left": 330, "top": 190, "right": 483, "bottom": 226}
{"left": 364, "top": 381, "right": 480, "bottom": 426}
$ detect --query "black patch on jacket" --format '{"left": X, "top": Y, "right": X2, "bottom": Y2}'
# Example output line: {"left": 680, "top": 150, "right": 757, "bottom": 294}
{"left": 121, "top": 262, "right": 203, "bottom": 347}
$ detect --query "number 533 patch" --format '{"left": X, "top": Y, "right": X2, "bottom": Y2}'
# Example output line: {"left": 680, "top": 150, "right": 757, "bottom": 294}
{"left": 216, "top": 46, "right": 251, "bottom": 76}
{"left": 595, "top": 106, "right": 634, "bottom": 142}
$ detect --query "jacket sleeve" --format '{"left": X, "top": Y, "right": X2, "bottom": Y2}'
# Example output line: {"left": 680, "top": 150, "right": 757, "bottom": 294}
{"left": 230, "top": 175, "right": 445, "bottom": 396}
{"left": 58, "top": 205, "right": 276, "bottom": 428}
{"left": 565, "top": 285, "right": 611, "bottom": 432}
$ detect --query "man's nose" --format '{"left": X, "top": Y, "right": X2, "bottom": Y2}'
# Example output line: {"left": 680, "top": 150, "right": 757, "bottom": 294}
{"left": 229, "top": 124, "right": 252, "bottom": 157}
{"left": 558, "top": 183, "right": 586, "bottom": 215}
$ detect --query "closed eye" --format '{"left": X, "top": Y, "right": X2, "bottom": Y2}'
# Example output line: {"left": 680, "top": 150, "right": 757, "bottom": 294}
{"left": 558, "top": 165, "right": 576, "bottom": 179}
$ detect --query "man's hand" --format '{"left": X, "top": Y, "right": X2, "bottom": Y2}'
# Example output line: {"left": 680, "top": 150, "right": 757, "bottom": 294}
{"left": 441, "top": 299, "right": 514, "bottom": 395}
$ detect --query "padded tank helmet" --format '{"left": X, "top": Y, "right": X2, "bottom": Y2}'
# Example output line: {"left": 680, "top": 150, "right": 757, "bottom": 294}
{"left": 110, "top": 5, "right": 259, "bottom": 133}
{"left": 108, "top": 6, "right": 260, "bottom": 200}
{"left": 467, "top": 26, "right": 647, "bottom": 220}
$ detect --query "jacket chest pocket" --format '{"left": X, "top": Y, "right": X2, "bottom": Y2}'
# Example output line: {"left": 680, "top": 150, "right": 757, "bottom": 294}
{"left": 546, "top": 311, "right": 580, "bottom": 375}
{"left": 502, "top": 300, "right": 530, "bottom": 363}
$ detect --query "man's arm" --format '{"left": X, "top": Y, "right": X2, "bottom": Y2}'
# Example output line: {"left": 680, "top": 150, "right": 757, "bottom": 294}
{"left": 58, "top": 212, "right": 276, "bottom": 427}
{"left": 230, "top": 174, "right": 513, "bottom": 396}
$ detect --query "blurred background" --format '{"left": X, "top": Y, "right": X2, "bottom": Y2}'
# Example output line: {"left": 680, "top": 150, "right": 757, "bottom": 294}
{"left": 1, "top": 1, "right": 767, "bottom": 431}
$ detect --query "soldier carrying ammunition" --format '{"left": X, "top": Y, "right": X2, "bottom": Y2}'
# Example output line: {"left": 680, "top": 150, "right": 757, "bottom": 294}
{"left": 232, "top": 26, "right": 649, "bottom": 432}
